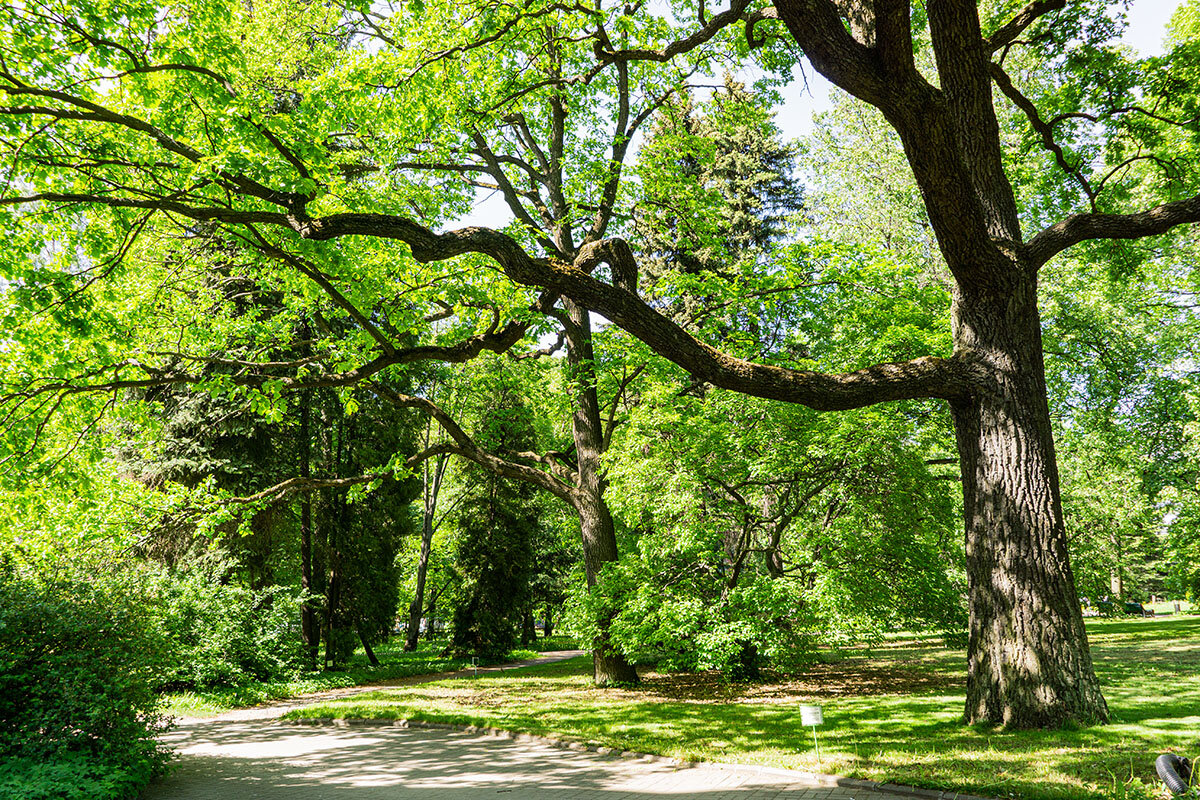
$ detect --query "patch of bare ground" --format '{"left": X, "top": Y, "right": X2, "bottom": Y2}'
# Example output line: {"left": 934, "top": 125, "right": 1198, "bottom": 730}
{"left": 420, "top": 659, "right": 964, "bottom": 710}
{"left": 610, "top": 660, "right": 962, "bottom": 705}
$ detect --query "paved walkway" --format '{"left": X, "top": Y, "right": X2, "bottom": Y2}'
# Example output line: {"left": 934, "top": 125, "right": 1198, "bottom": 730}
{"left": 148, "top": 721, "right": 891, "bottom": 799}
{"left": 147, "top": 651, "right": 975, "bottom": 800}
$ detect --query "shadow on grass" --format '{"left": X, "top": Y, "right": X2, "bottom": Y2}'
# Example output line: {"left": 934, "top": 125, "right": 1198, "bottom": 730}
{"left": 284, "top": 617, "right": 1200, "bottom": 800}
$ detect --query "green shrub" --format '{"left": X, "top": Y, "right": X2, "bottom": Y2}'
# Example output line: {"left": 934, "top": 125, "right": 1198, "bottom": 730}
{"left": 0, "top": 751, "right": 161, "bottom": 800}
{"left": 0, "top": 562, "right": 170, "bottom": 800}
{"left": 153, "top": 565, "right": 306, "bottom": 689}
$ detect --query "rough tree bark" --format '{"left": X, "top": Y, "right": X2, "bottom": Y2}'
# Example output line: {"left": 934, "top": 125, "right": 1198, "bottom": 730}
{"left": 769, "top": 0, "right": 1110, "bottom": 726}
{"left": 950, "top": 275, "right": 1108, "bottom": 726}
{"left": 563, "top": 297, "right": 640, "bottom": 685}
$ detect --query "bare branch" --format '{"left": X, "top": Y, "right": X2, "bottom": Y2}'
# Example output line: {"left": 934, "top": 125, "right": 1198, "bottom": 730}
{"left": 603, "top": 362, "right": 647, "bottom": 450}
{"left": 94, "top": 63, "right": 238, "bottom": 96}
{"left": 990, "top": 62, "right": 1095, "bottom": 207}
{"left": 401, "top": 3, "right": 601, "bottom": 81}
{"left": 371, "top": 384, "right": 578, "bottom": 503}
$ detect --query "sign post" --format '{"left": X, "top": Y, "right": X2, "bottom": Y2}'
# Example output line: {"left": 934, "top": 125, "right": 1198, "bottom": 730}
{"left": 799, "top": 705, "right": 823, "bottom": 764}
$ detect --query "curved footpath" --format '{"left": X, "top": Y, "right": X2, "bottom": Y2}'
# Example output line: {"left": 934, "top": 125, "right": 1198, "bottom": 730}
{"left": 146, "top": 651, "right": 997, "bottom": 800}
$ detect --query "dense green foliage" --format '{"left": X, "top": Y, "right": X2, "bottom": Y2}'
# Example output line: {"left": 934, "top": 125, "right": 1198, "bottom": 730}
{"left": 450, "top": 362, "right": 542, "bottom": 659}
{"left": 153, "top": 563, "right": 306, "bottom": 688}
{"left": 0, "top": 564, "right": 170, "bottom": 800}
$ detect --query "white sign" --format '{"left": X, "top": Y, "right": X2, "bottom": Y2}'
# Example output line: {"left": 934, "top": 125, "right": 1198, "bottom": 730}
{"left": 800, "top": 705, "right": 823, "bottom": 726}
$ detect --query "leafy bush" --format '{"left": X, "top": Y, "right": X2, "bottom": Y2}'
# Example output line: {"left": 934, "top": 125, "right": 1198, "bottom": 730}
{"left": 567, "top": 550, "right": 819, "bottom": 679}
{"left": 0, "top": 562, "right": 170, "bottom": 800}
{"left": 152, "top": 564, "right": 307, "bottom": 689}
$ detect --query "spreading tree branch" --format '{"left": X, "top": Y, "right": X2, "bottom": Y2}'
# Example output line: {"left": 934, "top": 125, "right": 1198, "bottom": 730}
{"left": 1027, "top": 192, "right": 1200, "bottom": 268}
{"left": 370, "top": 384, "right": 579, "bottom": 503}
{"left": 593, "top": 0, "right": 753, "bottom": 63}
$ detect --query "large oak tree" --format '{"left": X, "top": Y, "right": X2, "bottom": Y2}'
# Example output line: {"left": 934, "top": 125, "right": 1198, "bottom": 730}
{"left": 3, "top": 0, "right": 1200, "bottom": 727}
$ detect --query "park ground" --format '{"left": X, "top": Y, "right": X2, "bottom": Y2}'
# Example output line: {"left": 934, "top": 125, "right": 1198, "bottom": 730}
{"left": 262, "top": 614, "right": 1200, "bottom": 800}
{"left": 162, "top": 635, "right": 581, "bottom": 716}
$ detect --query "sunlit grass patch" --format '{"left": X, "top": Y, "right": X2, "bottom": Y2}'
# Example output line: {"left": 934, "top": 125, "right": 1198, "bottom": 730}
{"left": 287, "top": 616, "right": 1200, "bottom": 800}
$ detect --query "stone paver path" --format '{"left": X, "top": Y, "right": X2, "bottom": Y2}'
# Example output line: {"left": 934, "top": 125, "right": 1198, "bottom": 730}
{"left": 147, "top": 721, "right": 880, "bottom": 799}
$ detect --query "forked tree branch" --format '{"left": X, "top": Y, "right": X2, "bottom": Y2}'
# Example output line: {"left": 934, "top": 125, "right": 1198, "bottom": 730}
{"left": 990, "top": 62, "right": 1096, "bottom": 207}
{"left": 6, "top": 165, "right": 996, "bottom": 408}
{"left": 593, "top": 0, "right": 753, "bottom": 63}
{"left": 370, "top": 384, "right": 580, "bottom": 503}
{"left": 291, "top": 217, "right": 990, "bottom": 408}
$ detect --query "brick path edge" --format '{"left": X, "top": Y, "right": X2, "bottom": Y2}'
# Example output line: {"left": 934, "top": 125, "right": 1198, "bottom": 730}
{"left": 283, "top": 716, "right": 998, "bottom": 800}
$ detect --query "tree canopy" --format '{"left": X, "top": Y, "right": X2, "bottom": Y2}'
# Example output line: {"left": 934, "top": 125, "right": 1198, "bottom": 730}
{"left": 2, "top": 0, "right": 1200, "bottom": 729}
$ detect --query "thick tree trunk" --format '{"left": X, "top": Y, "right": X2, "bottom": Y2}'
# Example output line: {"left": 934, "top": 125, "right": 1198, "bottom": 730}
{"left": 565, "top": 298, "right": 639, "bottom": 686}
{"left": 574, "top": 475, "right": 639, "bottom": 685}
{"left": 953, "top": 279, "right": 1108, "bottom": 727}
{"left": 543, "top": 605, "right": 553, "bottom": 638}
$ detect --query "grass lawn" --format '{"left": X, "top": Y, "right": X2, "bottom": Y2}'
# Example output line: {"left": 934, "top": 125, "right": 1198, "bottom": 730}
{"left": 162, "top": 634, "right": 580, "bottom": 717}
{"left": 285, "top": 616, "right": 1200, "bottom": 800}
